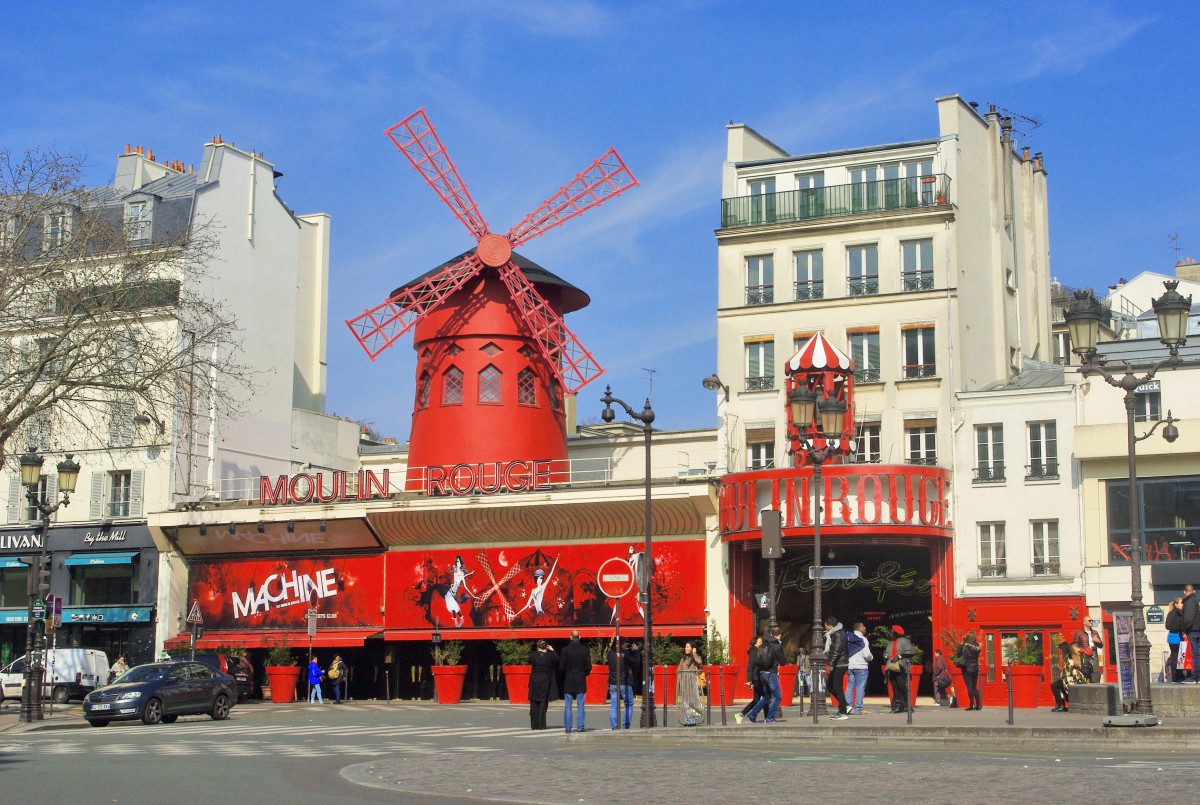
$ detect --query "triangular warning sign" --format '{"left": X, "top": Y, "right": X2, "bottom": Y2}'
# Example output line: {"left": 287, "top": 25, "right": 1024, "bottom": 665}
{"left": 186, "top": 600, "right": 203, "bottom": 624}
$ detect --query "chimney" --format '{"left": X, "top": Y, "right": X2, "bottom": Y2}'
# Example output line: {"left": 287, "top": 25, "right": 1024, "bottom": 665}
{"left": 1177, "top": 257, "right": 1200, "bottom": 283}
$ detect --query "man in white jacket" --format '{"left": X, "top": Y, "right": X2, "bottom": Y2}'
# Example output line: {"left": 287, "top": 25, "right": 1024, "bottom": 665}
{"left": 845, "top": 622, "right": 872, "bottom": 715}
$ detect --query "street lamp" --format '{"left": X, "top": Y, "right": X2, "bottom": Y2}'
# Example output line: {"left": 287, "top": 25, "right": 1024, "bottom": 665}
{"left": 600, "top": 385, "right": 656, "bottom": 728}
{"left": 18, "top": 447, "right": 80, "bottom": 723}
{"left": 788, "top": 384, "right": 848, "bottom": 724}
{"left": 1063, "top": 279, "right": 1192, "bottom": 723}
{"left": 702, "top": 374, "right": 731, "bottom": 475}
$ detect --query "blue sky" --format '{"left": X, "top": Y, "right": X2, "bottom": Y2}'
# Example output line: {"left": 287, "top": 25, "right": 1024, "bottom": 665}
{"left": 3, "top": 2, "right": 1196, "bottom": 441}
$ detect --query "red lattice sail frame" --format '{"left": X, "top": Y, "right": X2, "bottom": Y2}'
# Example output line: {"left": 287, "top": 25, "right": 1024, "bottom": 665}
{"left": 346, "top": 108, "right": 638, "bottom": 393}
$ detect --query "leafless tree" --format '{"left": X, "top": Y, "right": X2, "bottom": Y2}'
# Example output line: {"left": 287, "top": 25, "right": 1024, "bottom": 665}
{"left": 0, "top": 147, "right": 252, "bottom": 469}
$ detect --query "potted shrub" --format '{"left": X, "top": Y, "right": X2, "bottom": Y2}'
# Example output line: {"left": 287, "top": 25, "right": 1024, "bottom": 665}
{"left": 430, "top": 640, "right": 467, "bottom": 704}
{"left": 941, "top": 626, "right": 968, "bottom": 707}
{"left": 263, "top": 637, "right": 300, "bottom": 704}
{"left": 650, "top": 633, "right": 683, "bottom": 708}
{"left": 587, "top": 638, "right": 613, "bottom": 704}
{"left": 872, "top": 626, "right": 925, "bottom": 709}
{"left": 1003, "top": 634, "right": 1044, "bottom": 708}
{"left": 700, "top": 619, "right": 738, "bottom": 706}
{"left": 777, "top": 646, "right": 801, "bottom": 708}
{"left": 495, "top": 638, "right": 532, "bottom": 705}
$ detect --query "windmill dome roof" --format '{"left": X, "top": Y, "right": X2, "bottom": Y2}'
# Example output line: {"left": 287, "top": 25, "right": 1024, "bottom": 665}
{"left": 391, "top": 248, "right": 591, "bottom": 314}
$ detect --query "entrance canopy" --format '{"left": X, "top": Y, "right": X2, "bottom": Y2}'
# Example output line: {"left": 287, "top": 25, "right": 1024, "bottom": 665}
{"left": 195, "top": 629, "right": 383, "bottom": 650}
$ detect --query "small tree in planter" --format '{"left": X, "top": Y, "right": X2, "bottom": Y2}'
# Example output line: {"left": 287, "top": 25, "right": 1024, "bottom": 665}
{"left": 263, "top": 637, "right": 300, "bottom": 704}
{"left": 1003, "top": 634, "right": 1045, "bottom": 708}
{"left": 587, "top": 638, "right": 615, "bottom": 703}
{"left": 430, "top": 640, "right": 467, "bottom": 704}
{"left": 495, "top": 638, "right": 533, "bottom": 705}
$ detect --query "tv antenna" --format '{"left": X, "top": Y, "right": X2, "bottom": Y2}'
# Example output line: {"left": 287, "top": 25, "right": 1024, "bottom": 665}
{"left": 641, "top": 367, "right": 656, "bottom": 400}
{"left": 1169, "top": 233, "right": 1180, "bottom": 263}
{"left": 992, "top": 105, "right": 1043, "bottom": 138}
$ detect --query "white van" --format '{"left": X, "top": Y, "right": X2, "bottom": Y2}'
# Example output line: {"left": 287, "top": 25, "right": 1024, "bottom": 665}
{"left": 0, "top": 649, "right": 110, "bottom": 704}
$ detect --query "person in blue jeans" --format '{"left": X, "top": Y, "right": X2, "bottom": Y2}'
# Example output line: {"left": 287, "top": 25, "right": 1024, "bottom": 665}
{"left": 745, "top": 627, "right": 784, "bottom": 722}
{"left": 559, "top": 630, "right": 590, "bottom": 732}
{"left": 607, "top": 644, "right": 634, "bottom": 729}
{"left": 845, "top": 622, "right": 872, "bottom": 715}
{"left": 307, "top": 656, "right": 323, "bottom": 704}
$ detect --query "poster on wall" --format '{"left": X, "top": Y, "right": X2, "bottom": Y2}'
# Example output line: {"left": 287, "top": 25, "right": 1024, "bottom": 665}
{"left": 189, "top": 555, "right": 384, "bottom": 629}
{"left": 386, "top": 540, "right": 705, "bottom": 631}
{"left": 1112, "top": 611, "right": 1135, "bottom": 704}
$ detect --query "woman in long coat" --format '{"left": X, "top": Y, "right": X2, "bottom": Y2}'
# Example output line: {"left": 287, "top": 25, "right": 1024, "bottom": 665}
{"left": 527, "top": 639, "right": 559, "bottom": 730}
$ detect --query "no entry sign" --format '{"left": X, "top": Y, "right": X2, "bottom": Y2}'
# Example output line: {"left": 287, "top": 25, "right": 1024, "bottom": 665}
{"left": 597, "top": 557, "right": 635, "bottom": 599}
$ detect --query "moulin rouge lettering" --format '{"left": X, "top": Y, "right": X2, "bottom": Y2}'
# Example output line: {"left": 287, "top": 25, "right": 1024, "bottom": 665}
{"left": 424, "top": 459, "right": 552, "bottom": 496}
{"left": 231, "top": 567, "right": 337, "bottom": 619}
{"left": 259, "top": 470, "right": 390, "bottom": 505}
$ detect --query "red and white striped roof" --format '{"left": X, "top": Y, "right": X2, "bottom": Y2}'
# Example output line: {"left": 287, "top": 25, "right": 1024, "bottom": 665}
{"left": 786, "top": 332, "right": 852, "bottom": 373}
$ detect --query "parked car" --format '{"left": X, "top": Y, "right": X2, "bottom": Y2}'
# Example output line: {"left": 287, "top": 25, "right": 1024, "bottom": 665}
{"left": 83, "top": 661, "right": 237, "bottom": 727}
{"left": 0, "top": 649, "right": 110, "bottom": 704}
{"left": 191, "top": 653, "right": 255, "bottom": 702}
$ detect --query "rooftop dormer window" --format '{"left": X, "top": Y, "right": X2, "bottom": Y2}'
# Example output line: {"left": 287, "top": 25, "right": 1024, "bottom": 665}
{"left": 125, "top": 200, "right": 153, "bottom": 242}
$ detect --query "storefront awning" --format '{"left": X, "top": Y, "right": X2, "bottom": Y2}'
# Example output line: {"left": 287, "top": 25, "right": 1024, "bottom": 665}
{"left": 0, "top": 557, "right": 30, "bottom": 569}
{"left": 64, "top": 551, "right": 139, "bottom": 566}
{"left": 195, "top": 629, "right": 383, "bottom": 650}
{"left": 381, "top": 624, "right": 705, "bottom": 642}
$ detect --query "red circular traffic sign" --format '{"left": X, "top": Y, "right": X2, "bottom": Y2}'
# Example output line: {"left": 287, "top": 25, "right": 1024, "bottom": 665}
{"left": 597, "top": 557, "right": 635, "bottom": 599}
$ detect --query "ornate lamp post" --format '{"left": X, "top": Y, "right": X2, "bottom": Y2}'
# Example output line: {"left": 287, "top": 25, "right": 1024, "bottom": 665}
{"left": 1063, "top": 279, "right": 1192, "bottom": 722}
{"left": 18, "top": 448, "right": 80, "bottom": 723}
{"left": 600, "top": 385, "right": 656, "bottom": 728}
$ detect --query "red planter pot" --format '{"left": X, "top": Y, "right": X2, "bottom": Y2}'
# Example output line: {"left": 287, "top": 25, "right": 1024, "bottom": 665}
{"left": 1005, "top": 665, "right": 1044, "bottom": 708}
{"left": 777, "top": 664, "right": 798, "bottom": 707}
{"left": 705, "top": 665, "right": 739, "bottom": 706}
{"left": 264, "top": 666, "right": 300, "bottom": 704}
{"left": 431, "top": 665, "right": 467, "bottom": 704}
{"left": 652, "top": 665, "right": 677, "bottom": 707}
{"left": 503, "top": 665, "right": 531, "bottom": 705}
{"left": 586, "top": 664, "right": 609, "bottom": 704}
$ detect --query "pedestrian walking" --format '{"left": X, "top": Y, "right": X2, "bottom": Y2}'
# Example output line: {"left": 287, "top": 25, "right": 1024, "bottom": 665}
{"left": 1050, "top": 641, "right": 1087, "bottom": 712}
{"left": 327, "top": 654, "right": 348, "bottom": 703}
{"left": 677, "top": 641, "right": 705, "bottom": 726}
{"left": 744, "top": 627, "right": 784, "bottom": 723}
{"left": 1072, "top": 614, "right": 1105, "bottom": 683}
{"left": 931, "top": 649, "right": 952, "bottom": 706}
{"left": 527, "top": 639, "right": 558, "bottom": 730}
{"left": 883, "top": 625, "right": 913, "bottom": 714}
{"left": 845, "top": 623, "right": 871, "bottom": 715}
{"left": 625, "top": 642, "right": 643, "bottom": 697}
{"left": 559, "top": 630, "right": 590, "bottom": 732}
{"left": 954, "top": 632, "right": 982, "bottom": 710}
{"left": 307, "top": 656, "right": 324, "bottom": 704}
{"left": 1182, "top": 585, "right": 1200, "bottom": 683}
{"left": 1166, "top": 597, "right": 1185, "bottom": 682}
{"left": 823, "top": 616, "right": 849, "bottom": 720}
{"left": 735, "top": 635, "right": 765, "bottom": 724}
{"left": 607, "top": 642, "right": 634, "bottom": 729}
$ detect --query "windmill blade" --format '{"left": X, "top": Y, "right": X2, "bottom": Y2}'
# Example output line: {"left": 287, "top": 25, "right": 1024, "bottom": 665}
{"left": 506, "top": 147, "right": 638, "bottom": 247}
{"left": 345, "top": 252, "right": 486, "bottom": 360}
{"left": 496, "top": 261, "right": 603, "bottom": 393}
{"left": 384, "top": 108, "right": 491, "bottom": 240}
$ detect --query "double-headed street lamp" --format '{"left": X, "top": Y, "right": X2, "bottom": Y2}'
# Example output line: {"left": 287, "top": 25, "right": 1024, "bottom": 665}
{"left": 18, "top": 447, "right": 80, "bottom": 723}
{"left": 600, "top": 385, "right": 656, "bottom": 728}
{"left": 787, "top": 383, "right": 847, "bottom": 725}
{"left": 1063, "top": 279, "right": 1192, "bottom": 722}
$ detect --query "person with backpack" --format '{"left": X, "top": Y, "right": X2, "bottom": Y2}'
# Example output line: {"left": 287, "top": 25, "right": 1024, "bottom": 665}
{"left": 823, "top": 616, "right": 849, "bottom": 720}
{"left": 845, "top": 623, "right": 872, "bottom": 715}
{"left": 327, "top": 654, "right": 348, "bottom": 703}
{"left": 743, "top": 627, "right": 784, "bottom": 723}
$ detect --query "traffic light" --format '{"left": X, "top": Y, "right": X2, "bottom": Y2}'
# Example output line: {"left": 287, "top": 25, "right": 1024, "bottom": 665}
{"left": 23, "top": 554, "right": 51, "bottom": 596}
{"left": 761, "top": 509, "right": 783, "bottom": 559}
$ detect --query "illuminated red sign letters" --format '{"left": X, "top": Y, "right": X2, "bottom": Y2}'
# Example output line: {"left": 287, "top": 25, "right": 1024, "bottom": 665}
{"left": 423, "top": 460, "right": 553, "bottom": 496}
{"left": 258, "top": 470, "right": 391, "bottom": 505}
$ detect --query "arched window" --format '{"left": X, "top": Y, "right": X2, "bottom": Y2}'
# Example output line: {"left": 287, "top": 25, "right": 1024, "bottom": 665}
{"left": 517, "top": 368, "right": 537, "bottom": 406}
{"left": 478, "top": 365, "right": 502, "bottom": 404}
{"left": 442, "top": 366, "right": 463, "bottom": 405}
{"left": 417, "top": 371, "right": 431, "bottom": 408}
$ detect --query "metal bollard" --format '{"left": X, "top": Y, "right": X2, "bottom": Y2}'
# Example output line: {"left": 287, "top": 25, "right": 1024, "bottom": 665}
{"left": 906, "top": 665, "right": 913, "bottom": 725}
{"left": 718, "top": 667, "right": 727, "bottom": 726}
{"left": 1006, "top": 666, "right": 1015, "bottom": 725}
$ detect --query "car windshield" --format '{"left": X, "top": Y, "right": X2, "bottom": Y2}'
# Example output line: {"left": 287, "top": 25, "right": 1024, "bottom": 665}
{"left": 113, "top": 664, "right": 169, "bottom": 684}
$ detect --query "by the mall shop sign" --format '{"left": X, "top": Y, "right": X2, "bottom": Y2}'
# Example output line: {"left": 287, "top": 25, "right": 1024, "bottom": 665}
{"left": 259, "top": 460, "right": 553, "bottom": 505}
{"left": 719, "top": 465, "right": 952, "bottom": 534}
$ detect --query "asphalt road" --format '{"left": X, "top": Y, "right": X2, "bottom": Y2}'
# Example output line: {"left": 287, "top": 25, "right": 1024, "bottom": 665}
{"left": 2, "top": 701, "right": 1195, "bottom": 804}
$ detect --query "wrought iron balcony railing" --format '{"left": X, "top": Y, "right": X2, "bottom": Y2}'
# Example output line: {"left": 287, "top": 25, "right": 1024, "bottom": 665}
{"left": 745, "top": 285, "right": 774, "bottom": 306}
{"left": 745, "top": 375, "right": 775, "bottom": 392}
{"left": 848, "top": 278, "right": 880, "bottom": 297}
{"left": 902, "top": 364, "right": 937, "bottom": 380}
{"left": 721, "top": 174, "right": 952, "bottom": 229}
{"left": 794, "top": 282, "right": 824, "bottom": 301}
{"left": 973, "top": 465, "right": 1006, "bottom": 483}
{"left": 978, "top": 563, "right": 1007, "bottom": 578}
{"left": 901, "top": 274, "right": 935, "bottom": 292}
{"left": 906, "top": 456, "right": 938, "bottom": 466}
{"left": 1025, "top": 462, "right": 1060, "bottom": 481}
{"left": 1031, "top": 561, "right": 1060, "bottom": 576}
{"left": 853, "top": 367, "right": 881, "bottom": 384}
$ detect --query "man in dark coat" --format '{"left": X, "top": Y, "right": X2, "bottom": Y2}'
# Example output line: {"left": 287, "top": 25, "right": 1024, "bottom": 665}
{"left": 559, "top": 630, "right": 590, "bottom": 732}
{"left": 527, "top": 640, "right": 559, "bottom": 730}
{"left": 607, "top": 643, "right": 634, "bottom": 729}
{"left": 824, "top": 616, "right": 849, "bottom": 719}
{"left": 1183, "top": 585, "right": 1200, "bottom": 683}
{"left": 625, "top": 642, "right": 643, "bottom": 696}
{"left": 1072, "top": 614, "right": 1105, "bottom": 683}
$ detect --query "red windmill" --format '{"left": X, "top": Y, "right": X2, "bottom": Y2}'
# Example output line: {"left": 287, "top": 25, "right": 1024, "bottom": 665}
{"left": 346, "top": 109, "right": 638, "bottom": 492}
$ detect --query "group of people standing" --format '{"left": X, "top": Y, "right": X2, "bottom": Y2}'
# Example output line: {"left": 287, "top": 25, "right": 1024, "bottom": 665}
{"left": 1166, "top": 584, "right": 1200, "bottom": 683}
{"left": 305, "top": 654, "right": 349, "bottom": 704}
{"left": 526, "top": 631, "right": 645, "bottom": 732}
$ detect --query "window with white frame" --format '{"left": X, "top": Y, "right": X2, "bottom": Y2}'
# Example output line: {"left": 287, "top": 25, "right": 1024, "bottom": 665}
{"left": 748, "top": 178, "right": 776, "bottom": 223}
{"left": 847, "top": 244, "right": 878, "bottom": 296}
{"left": 901, "top": 325, "right": 936, "bottom": 378}
{"left": 88, "top": 469, "right": 143, "bottom": 520}
{"left": 905, "top": 423, "right": 937, "bottom": 465}
{"left": 744, "top": 338, "right": 775, "bottom": 392}
{"left": 1027, "top": 421, "right": 1058, "bottom": 480}
{"left": 974, "top": 425, "right": 1004, "bottom": 482}
{"left": 125, "top": 200, "right": 152, "bottom": 241}
{"left": 901, "top": 238, "right": 934, "bottom": 291}
{"left": 108, "top": 399, "right": 135, "bottom": 447}
{"left": 43, "top": 209, "right": 69, "bottom": 251}
{"left": 1031, "top": 520, "right": 1059, "bottom": 575}
{"left": 109, "top": 471, "right": 132, "bottom": 518}
{"left": 745, "top": 254, "right": 774, "bottom": 306}
{"left": 847, "top": 329, "right": 880, "bottom": 383}
{"left": 746, "top": 426, "right": 775, "bottom": 470}
{"left": 855, "top": 422, "right": 881, "bottom": 463}
{"left": 795, "top": 172, "right": 824, "bottom": 217}
{"left": 22, "top": 476, "right": 51, "bottom": 522}
{"left": 793, "top": 250, "right": 823, "bottom": 301}
{"left": 1134, "top": 381, "right": 1161, "bottom": 423}
{"left": 979, "top": 522, "right": 1006, "bottom": 577}
{"left": 0, "top": 214, "right": 14, "bottom": 253}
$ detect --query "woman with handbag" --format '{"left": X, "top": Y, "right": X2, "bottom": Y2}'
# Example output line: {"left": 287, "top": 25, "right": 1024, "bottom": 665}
{"left": 955, "top": 632, "right": 982, "bottom": 710}
{"left": 1166, "top": 597, "right": 1185, "bottom": 683}
{"left": 883, "top": 625, "right": 914, "bottom": 714}
{"left": 677, "top": 641, "right": 705, "bottom": 726}
{"left": 1050, "top": 641, "right": 1087, "bottom": 712}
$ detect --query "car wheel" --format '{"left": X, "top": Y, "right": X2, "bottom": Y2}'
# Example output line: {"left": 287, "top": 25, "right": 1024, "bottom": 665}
{"left": 87, "top": 719, "right": 109, "bottom": 728}
{"left": 142, "top": 698, "right": 164, "bottom": 725}
{"left": 52, "top": 686, "right": 68, "bottom": 704}
{"left": 211, "top": 693, "right": 231, "bottom": 721}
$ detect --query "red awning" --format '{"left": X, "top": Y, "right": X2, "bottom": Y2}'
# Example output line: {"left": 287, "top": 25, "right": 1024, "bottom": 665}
{"left": 163, "top": 633, "right": 192, "bottom": 650}
{"left": 382, "top": 624, "right": 703, "bottom": 642}
{"left": 195, "top": 629, "right": 383, "bottom": 650}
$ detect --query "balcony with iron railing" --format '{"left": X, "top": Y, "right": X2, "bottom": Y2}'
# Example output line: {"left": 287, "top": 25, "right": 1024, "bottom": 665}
{"left": 901, "top": 273, "right": 935, "bottom": 292}
{"left": 973, "top": 465, "right": 1006, "bottom": 484}
{"left": 721, "top": 174, "right": 952, "bottom": 229}
{"left": 1031, "top": 560, "right": 1061, "bottom": 576}
{"left": 978, "top": 563, "right": 1007, "bottom": 578}
{"left": 745, "top": 375, "right": 775, "bottom": 392}
{"left": 901, "top": 364, "right": 937, "bottom": 380}
{"left": 853, "top": 367, "right": 881, "bottom": 384}
{"left": 848, "top": 278, "right": 880, "bottom": 297}
{"left": 1025, "top": 462, "right": 1060, "bottom": 481}
{"left": 794, "top": 281, "right": 824, "bottom": 301}
{"left": 906, "top": 456, "right": 938, "bottom": 467}
{"left": 745, "top": 284, "right": 774, "bottom": 306}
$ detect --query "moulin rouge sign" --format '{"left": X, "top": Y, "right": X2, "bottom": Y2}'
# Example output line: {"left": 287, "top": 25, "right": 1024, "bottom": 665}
{"left": 258, "top": 461, "right": 553, "bottom": 505}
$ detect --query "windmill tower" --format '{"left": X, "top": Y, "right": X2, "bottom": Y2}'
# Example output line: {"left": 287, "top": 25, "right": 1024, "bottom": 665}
{"left": 346, "top": 109, "right": 638, "bottom": 492}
